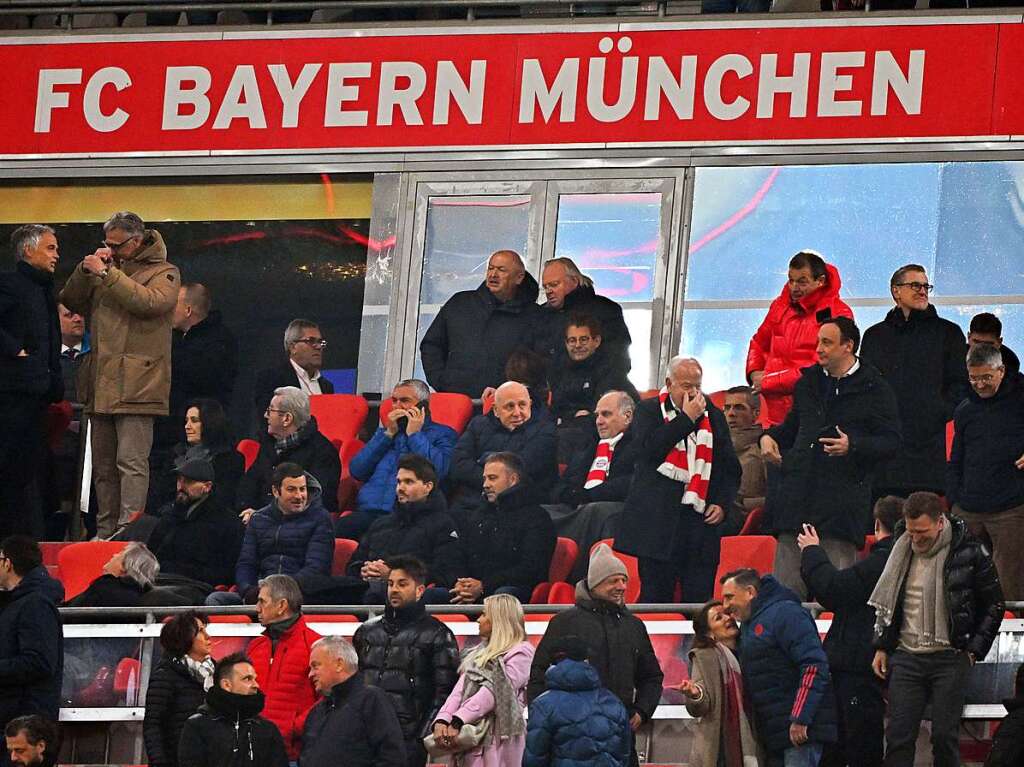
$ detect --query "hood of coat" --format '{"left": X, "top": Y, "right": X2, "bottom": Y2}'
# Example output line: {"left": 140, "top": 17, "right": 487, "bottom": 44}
{"left": 774, "top": 262, "right": 843, "bottom": 314}
{"left": 119, "top": 229, "right": 168, "bottom": 275}
{"left": 11, "top": 565, "right": 65, "bottom": 605}
{"left": 747, "top": 574, "right": 801, "bottom": 623}
{"left": 729, "top": 423, "right": 764, "bottom": 452}
{"left": 202, "top": 685, "right": 267, "bottom": 720}
{"left": 393, "top": 490, "right": 449, "bottom": 523}
{"left": 573, "top": 579, "right": 628, "bottom": 617}
{"left": 544, "top": 658, "right": 601, "bottom": 693}
{"left": 476, "top": 270, "right": 540, "bottom": 310}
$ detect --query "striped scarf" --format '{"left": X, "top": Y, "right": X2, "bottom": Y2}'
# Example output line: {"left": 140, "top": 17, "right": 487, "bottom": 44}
{"left": 656, "top": 387, "right": 713, "bottom": 513}
{"left": 584, "top": 432, "right": 624, "bottom": 489}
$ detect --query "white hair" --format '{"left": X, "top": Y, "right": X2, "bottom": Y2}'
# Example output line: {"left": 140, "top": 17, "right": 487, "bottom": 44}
{"left": 283, "top": 319, "right": 320, "bottom": 353}
{"left": 666, "top": 356, "right": 703, "bottom": 379}
{"left": 544, "top": 257, "right": 594, "bottom": 289}
{"left": 311, "top": 636, "right": 359, "bottom": 671}
{"left": 394, "top": 379, "right": 430, "bottom": 402}
{"left": 10, "top": 225, "right": 55, "bottom": 261}
{"left": 599, "top": 390, "right": 635, "bottom": 417}
{"left": 273, "top": 386, "right": 311, "bottom": 429}
{"left": 121, "top": 543, "right": 159, "bottom": 590}
{"left": 103, "top": 211, "right": 145, "bottom": 238}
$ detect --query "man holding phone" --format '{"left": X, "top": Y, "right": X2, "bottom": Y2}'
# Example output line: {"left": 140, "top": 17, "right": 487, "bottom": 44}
{"left": 760, "top": 317, "right": 901, "bottom": 599}
{"left": 337, "top": 379, "right": 456, "bottom": 539}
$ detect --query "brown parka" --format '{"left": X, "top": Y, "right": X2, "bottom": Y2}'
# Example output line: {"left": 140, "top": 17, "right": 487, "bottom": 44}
{"left": 59, "top": 230, "right": 179, "bottom": 416}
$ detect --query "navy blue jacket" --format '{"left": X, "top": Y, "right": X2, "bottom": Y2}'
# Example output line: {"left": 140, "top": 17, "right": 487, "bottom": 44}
{"left": 0, "top": 566, "right": 64, "bottom": 726}
{"left": 736, "top": 575, "right": 837, "bottom": 754}
{"left": 450, "top": 411, "right": 558, "bottom": 498}
{"left": 235, "top": 499, "right": 334, "bottom": 596}
{"left": 0, "top": 260, "right": 63, "bottom": 400}
{"left": 524, "top": 659, "right": 631, "bottom": 767}
{"left": 350, "top": 420, "right": 457, "bottom": 514}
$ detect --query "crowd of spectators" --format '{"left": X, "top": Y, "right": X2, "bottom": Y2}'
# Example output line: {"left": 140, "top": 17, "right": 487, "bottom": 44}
{"left": 2, "top": 219, "right": 1024, "bottom": 766}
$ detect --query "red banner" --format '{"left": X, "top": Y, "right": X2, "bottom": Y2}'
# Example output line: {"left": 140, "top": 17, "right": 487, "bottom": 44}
{"left": 5, "top": 17, "right": 1024, "bottom": 157}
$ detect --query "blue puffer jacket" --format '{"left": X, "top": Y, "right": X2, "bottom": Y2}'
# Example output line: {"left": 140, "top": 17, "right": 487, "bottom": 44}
{"left": 349, "top": 420, "right": 457, "bottom": 514}
{"left": 235, "top": 498, "right": 334, "bottom": 595}
{"left": 524, "top": 659, "right": 630, "bottom": 767}
{"left": 736, "top": 575, "right": 837, "bottom": 754}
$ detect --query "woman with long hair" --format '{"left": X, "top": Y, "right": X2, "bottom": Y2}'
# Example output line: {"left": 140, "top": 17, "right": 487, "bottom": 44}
{"left": 143, "top": 610, "right": 214, "bottom": 767}
{"left": 676, "top": 600, "right": 761, "bottom": 767}
{"left": 432, "top": 594, "right": 535, "bottom": 766}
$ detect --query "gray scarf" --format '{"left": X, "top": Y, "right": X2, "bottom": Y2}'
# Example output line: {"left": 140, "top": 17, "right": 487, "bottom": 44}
{"left": 181, "top": 655, "right": 215, "bottom": 691}
{"left": 459, "top": 651, "right": 526, "bottom": 743}
{"left": 869, "top": 518, "right": 953, "bottom": 648}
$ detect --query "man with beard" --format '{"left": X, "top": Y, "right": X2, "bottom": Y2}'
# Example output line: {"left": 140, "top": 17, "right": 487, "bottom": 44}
{"left": 178, "top": 652, "right": 288, "bottom": 767}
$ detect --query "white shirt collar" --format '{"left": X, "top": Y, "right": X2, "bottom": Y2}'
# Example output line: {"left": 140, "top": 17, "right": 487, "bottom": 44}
{"left": 61, "top": 343, "right": 83, "bottom": 354}
{"left": 290, "top": 359, "right": 322, "bottom": 395}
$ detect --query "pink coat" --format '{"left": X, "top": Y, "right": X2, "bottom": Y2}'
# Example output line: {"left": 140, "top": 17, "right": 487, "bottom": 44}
{"left": 436, "top": 641, "right": 535, "bottom": 767}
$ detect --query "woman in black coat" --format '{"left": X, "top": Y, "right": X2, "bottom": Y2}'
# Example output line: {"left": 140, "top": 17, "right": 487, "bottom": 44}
{"left": 143, "top": 611, "right": 214, "bottom": 767}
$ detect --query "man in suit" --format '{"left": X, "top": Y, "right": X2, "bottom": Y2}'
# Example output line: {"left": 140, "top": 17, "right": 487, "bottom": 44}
{"left": 252, "top": 319, "right": 334, "bottom": 430}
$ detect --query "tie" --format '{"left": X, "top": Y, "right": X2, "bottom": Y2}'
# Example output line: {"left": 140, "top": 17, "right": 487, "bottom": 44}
{"left": 63, "top": 348, "right": 78, "bottom": 361}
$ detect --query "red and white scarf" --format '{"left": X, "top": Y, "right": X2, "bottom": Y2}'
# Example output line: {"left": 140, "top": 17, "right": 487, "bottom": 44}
{"left": 584, "top": 432, "right": 624, "bottom": 489}
{"left": 656, "top": 387, "right": 713, "bottom": 513}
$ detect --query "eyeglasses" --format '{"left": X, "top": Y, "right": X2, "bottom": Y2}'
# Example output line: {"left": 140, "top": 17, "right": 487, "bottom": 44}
{"left": 968, "top": 373, "right": 1000, "bottom": 384}
{"left": 566, "top": 335, "right": 593, "bottom": 346}
{"left": 265, "top": 407, "right": 288, "bottom": 416}
{"left": 293, "top": 338, "right": 327, "bottom": 349}
{"left": 895, "top": 281, "right": 934, "bottom": 294}
{"left": 101, "top": 238, "right": 136, "bottom": 252}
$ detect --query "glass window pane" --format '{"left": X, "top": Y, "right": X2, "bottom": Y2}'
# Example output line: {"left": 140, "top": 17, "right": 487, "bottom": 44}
{"left": 414, "top": 195, "right": 533, "bottom": 382}
{"left": 554, "top": 192, "right": 663, "bottom": 388}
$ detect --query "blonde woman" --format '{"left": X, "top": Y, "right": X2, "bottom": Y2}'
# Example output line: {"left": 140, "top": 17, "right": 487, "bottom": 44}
{"left": 432, "top": 594, "right": 535, "bottom": 767}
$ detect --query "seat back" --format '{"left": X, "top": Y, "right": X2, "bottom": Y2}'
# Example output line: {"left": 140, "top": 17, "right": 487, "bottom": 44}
{"left": 713, "top": 536, "right": 778, "bottom": 599}
{"left": 548, "top": 582, "right": 576, "bottom": 604}
{"left": 739, "top": 505, "right": 765, "bottom": 535}
{"left": 332, "top": 538, "right": 359, "bottom": 576}
{"left": 58, "top": 541, "right": 129, "bottom": 601}
{"left": 379, "top": 392, "right": 475, "bottom": 437}
{"left": 236, "top": 439, "right": 260, "bottom": 471}
{"left": 113, "top": 657, "right": 141, "bottom": 703}
{"left": 589, "top": 539, "right": 642, "bottom": 603}
{"left": 337, "top": 438, "right": 366, "bottom": 512}
{"left": 548, "top": 537, "right": 579, "bottom": 584}
{"left": 946, "top": 420, "right": 954, "bottom": 461}
{"left": 309, "top": 394, "right": 369, "bottom": 447}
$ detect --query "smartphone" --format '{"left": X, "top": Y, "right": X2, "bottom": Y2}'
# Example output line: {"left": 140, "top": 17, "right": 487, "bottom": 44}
{"left": 818, "top": 425, "right": 840, "bottom": 440}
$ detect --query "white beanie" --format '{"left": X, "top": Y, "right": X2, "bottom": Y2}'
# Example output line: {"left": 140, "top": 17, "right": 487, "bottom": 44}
{"left": 587, "top": 543, "right": 628, "bottom": 591}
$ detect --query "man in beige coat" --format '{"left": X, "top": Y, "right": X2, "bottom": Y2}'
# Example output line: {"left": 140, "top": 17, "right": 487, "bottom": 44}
{"left": 60, "top": 212, "right": 179, "bottom": 538}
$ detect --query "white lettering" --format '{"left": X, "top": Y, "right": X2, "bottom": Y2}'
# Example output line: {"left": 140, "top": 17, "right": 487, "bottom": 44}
{"left": 518, "top": 58, "right": 579, "bottom": 124}
{"left": 34, "top": 69, "right": 82, "bottom": 133}
{"left": 871, "top": 50, "right": 924, "bottom": 116}
{"left": 83, "top": 67, "right": 131, "bottom": 133}
{"left": 704, "top": 54, "right": 753, "bottom": 121}
{"left": 818, "top": 51, "right": 864, "bottom": 118}
{"left": 644, "top": 56, "right": 697, "bottom": 121}
{"left": 213, "top": 65, "right": 266, "bottom": 130}
{"left": 269, "top": 63, "right": 322, "bottom": 129}
{"left": 756, "top": 53, "right": 810, "bottom": 119}
{"left": 377, "top": 62, "right": 426, "bottom": 127}
{"left": 433, "top": 60, "right": 486, "bottom": 125}
{"left": 586, "top": 37, "right": 638, "bottom": 123}
{"left": 162, "top": 67, "right": 212, "bottom": 130}
{"left": 324, "top": 62, "right": 371, "bottom": 128}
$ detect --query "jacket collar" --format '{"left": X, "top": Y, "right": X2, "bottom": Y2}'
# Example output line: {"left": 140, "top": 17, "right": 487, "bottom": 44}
{"left": 263, "top": 612, "right": 303, "bottom": 642}
{"left": 775, "top": 262, "right": 843, "bottom": 315}
{"left": 475, "top": 271, "right": 540, "bottom": 309}
{"left": 573, "top": 580, "right": 628, "bottom": 617}
{"left": 492, "top": 481, "right": 538, "bottom": 513}
{"left": 326, "top": 672, "right": 364, "bottom": 706}
{"left": 15, "top": 259, "right": 54, "bottom": 286}
{"left": 383, "top": 599, "right": 427, "bottom": 628}
{"left": 884, "top": 303, "right": 939, "bottom": 327}
{"left": 748, "top": 575, "right": 801, "bottom": 623}
{"left": 118, "top": 230, "right": 167, "bottom": 274}
{"left": 393, "top": 491, "right": 448, "bottom": 523}
{"left": 204, "top": 686, "right": 266, "bottom": 721}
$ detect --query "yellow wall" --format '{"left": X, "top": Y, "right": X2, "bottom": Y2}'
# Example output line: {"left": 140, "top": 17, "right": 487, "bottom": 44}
{"left": 0, "top": 176, "right": 373, "bottom": 223}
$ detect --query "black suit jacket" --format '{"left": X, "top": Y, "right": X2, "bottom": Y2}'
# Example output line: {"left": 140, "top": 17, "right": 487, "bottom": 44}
{"left": 252, "top": 361, "right": 334, "bottom": 428}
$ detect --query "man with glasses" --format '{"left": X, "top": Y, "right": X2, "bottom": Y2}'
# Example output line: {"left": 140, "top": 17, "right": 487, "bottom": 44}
{"left": 947, "top": 342, "right": 1024, "bottom": 602}
{"left": 861, "top": 264, "right": 969, "bottom": 500}
{"left": 252, "top": 319, "right": 334, "bottom": 433}
{"left": 60, "top": 211, "right": 179, "bottom": 539}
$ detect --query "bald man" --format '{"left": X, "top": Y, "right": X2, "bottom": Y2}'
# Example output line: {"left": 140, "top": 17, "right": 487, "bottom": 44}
{"left": 448, "top": 381, "right": 557, "bottom": 521}
{"left": 420, "top": 250, "right": 543, "bottom": 398}
{"left": 616, "top": 357, "right": 741, "bottom": 603}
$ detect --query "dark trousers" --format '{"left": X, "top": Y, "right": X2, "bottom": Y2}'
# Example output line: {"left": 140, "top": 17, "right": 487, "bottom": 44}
{"left": 637, "top": 511, "right": 719, "bottom": 603}
{"left": 0, "top": 394, "right": 47, "bottom": 538}
{"left": 884, "top": 650, "right": 971, "bottom": 767}
{"left": 821, "top": 672, "right": 884, "bottom": 767}
{"left": 405, "top": 736, "right": 427, "bottom": 767}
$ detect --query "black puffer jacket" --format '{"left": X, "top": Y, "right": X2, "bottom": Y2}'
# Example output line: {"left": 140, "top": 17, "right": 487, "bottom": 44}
{"left": 553, "top": 427, "right": 639, "bottom": 507}
{"left": 236, "top": 417, "right": 341, "bottom": 513}
{"left": 143, "top": 657, "right": 206, "bottom": 767}
{"left": 0, "top": 566, "right": 64, "bottom": 726}
{"left": 800, "top": 535, "right": 895, "bottom": 674}
{"left": 420, "top": 274, "right": 542, "bottom": 398}
{"left": 873, "top": 515, "right": 1005, "bottom": 659}
{"left": 346, "top": 493, "right": 464, "bottom": 589}
{"left": 352, "top": 602, "right": 460, "bottom": 741}
{"left": 984, "top": 694, "right": 1024, "bottom": 767}
{"left": 460, "top": 481, "right": 556, "bottom": 597}
{"left": 179, "top": 687, "right": 288, "bottom": 767}
{"left": 947, "top": 372, "right": 1024, "bottom": 514}
{"left": 861, "top": 305, "right": 969, "bottom": 493}
{"left": 450, "top": 410, "right": 558, "bottom": 498}
{"left": 300, "top": 673, "right": 405, "bottom": 767}
{"left": 527, "top": 581, "right": 663, "bottom": 723}
{"left": 548, "top": 346, "right": 639, "bottom": 425}
{"left": 535, "top": 284, "right": 632, "bottom": 379}
{"left": 767, "top": 362, "right": 901, "bottom": 547}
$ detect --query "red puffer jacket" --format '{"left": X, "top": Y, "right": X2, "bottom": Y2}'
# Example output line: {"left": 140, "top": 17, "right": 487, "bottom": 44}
{"left": 746, "top": 263, "right": 853, "bottom": 426}
{"left": 248, "top": 615, "right": 321, "bottom": 760}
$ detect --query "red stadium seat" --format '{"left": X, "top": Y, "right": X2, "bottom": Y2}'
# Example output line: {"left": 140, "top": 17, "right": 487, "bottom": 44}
{"left": 713, "top": 536, "right": 777, "bottom": 600}
{"left": 946, "top": 420, "right": 954, "bottom": 461}
{"left": 639, "top": 389, "right": 660, "bottom": 400}
{"left": 589, "top": 539, "right": 641, "bottom": 604}
{"left": 207, "top": 614, "right": 252, "bottom": 660}
{"left": 337, "top": 438, "right": 365, "bottom": 512}
{"left": 45, "top": 401, "right": 72, "bottom": 451}
{"left": 530, "top": 583, "right": 551, "bottom": 604}
{"left": 113, "top": 657, "right": 141, "bottom": 703}
{"left": 309, "top": 393, "right": 369, "bottom": 447}
{"left": 332, "top": 538, "right": 359, "bottom": 576}
{"left": 739, "top": 505, "right": 765, "bottom": 535}
{"left": 708, "top": 390, "right": 726, "bottom": 409}
{"left": 548, "top": 582, "right": 576, "bottom": 604}
{"left": 548, "top": 538, "right": 578, "bottom": 584}
{"left": 380, "top": 392, "right": 475, "bottom": 436}
{"left": 858, "top": 535, "right": 877, "bottom": 560}
{"left": 636, "top": 613, "right": 688, "bottom": 686}
{"left": 237, "top": 439, "right": 260, "bottom": 471}
{"left": 58, "top": 541, "right": 129, "bottom": 601}
{"left": 482, "top": 392, "right": 495, "bottom": 414}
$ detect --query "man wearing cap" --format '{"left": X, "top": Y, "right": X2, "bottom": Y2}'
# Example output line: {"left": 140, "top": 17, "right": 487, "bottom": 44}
{"left": 147, "top": 457, "right": 245, "bottom": 588}
{"left": 527, "top": 544, "right": 664, "bottom": 767}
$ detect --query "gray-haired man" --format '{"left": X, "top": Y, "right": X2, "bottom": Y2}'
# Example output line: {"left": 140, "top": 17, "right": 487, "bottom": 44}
{"left": 252, "top": 318, "right": 335, "bottom": 431}
{"left": 0, "top": 225, "right": 63, "bottom": 537}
